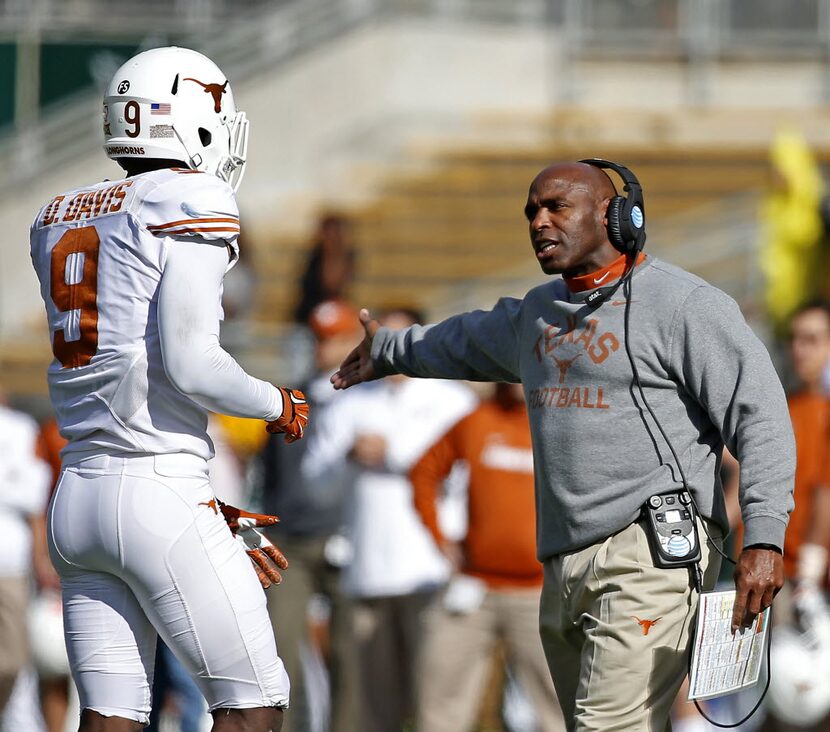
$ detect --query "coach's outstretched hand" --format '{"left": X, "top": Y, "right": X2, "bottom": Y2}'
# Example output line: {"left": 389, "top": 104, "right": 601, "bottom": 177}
{"left": 331, "top": 309, "right": 380, "bottom": 390}
{"left": 731, "top": 547, "right": 784, "bottom": 633}
{"left": 218, "top": 501, "right": 289, "bottom": 589}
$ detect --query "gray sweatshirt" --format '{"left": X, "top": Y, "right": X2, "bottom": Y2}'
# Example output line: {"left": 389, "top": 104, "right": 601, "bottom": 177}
{"left": 371, "top": 256, "right": 795, "bottom": 560}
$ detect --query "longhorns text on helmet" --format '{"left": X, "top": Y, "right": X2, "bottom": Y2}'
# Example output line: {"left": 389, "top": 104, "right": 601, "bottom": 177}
{"left": 102, "top": 47, "right": 249, "bottom": 191}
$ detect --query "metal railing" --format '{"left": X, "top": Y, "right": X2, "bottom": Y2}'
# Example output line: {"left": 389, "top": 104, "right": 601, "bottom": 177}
{"left": 3, "top": 0, "right": 828, "bottom": 50}
{"left": 0, "top": 0, "right": 294, "bottom": 34}
{"left": 4, "top": 0, "right": 830, "bottom": 194}
{"left": 0, "top": 0, "right": 380, "bottom": 192}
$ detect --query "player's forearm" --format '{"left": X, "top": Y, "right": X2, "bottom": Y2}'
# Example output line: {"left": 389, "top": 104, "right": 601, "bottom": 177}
{"left": 158, "top": 240, "right": 281, "bottom": 421}
{"left": 169, "top": 333, "right": 281, "bottom": 419}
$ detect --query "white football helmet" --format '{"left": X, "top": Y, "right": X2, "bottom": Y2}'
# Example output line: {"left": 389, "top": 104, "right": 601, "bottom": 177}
{"left": 767, "top": 587, "right": 830, "bottom": 726}
{"left": 103, "top": 46, "right": 249, "bottom": 190}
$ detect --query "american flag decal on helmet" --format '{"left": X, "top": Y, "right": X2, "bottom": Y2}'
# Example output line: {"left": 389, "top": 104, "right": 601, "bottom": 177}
{"left": 151, "top": 102, "right": 172, "bottom": 115}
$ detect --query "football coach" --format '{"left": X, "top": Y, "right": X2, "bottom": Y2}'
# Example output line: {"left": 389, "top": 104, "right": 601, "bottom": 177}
{"left": 330, "top": 160, "right": 795, "bottom": 730}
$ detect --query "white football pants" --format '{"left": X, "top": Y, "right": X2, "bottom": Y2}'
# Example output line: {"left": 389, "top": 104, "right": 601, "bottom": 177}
{"left": 47, "top": 453, "right": 289, "bottom": 724}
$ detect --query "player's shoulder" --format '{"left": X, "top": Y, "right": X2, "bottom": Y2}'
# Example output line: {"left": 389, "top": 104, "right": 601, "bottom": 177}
{"left": 137, "top": 168, "right": 240, "bottom": 241}
{"left": 141, "top": 167, "right": 236, "bottom": 201}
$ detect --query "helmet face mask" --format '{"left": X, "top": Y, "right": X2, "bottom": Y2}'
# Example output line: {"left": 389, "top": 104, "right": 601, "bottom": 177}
{"left": 103, "top": 47, "right": 249, "bottom": 191}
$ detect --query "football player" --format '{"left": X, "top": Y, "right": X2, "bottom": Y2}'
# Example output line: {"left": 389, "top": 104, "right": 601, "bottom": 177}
{"left": 29, "top": 47, "right": 307, "bottom": 732}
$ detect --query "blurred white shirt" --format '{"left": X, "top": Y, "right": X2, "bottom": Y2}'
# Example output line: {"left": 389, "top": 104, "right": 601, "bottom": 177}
{"left": 302, "top": 379, "right": 476, "bottom": 598}
{"left": 0, "top": 406, "right": 51, "bottom": 577}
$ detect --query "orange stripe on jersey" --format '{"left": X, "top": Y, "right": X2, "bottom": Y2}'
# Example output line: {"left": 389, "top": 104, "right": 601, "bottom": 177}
{"left": 162, "top": 226, "right": 240, "bottom": 236}
{"left": 147, "top": 217, "right": 239, "bottom": 231}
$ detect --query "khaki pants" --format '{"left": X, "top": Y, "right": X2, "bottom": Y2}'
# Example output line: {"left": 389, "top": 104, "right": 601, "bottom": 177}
{"left": 0, "top": 576, "right": 29, "bottom": 712}
{"left": 539, "top": 520, "right": 722, "bottom": 732}
{"left": 417, "top": 587, "right": 566, "bottom": 732}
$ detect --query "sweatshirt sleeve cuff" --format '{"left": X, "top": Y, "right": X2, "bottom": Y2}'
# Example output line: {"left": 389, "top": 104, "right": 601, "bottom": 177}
{"left": 370, "top": 327, "right": 397, "bottom": 376}
{"left": 742, "top": 514, "right": 787, "bottom": 552}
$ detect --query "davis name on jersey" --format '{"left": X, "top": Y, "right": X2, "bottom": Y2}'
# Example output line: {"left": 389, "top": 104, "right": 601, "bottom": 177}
{"left": 30, "top": 168, "right": 240, "bottom": 461}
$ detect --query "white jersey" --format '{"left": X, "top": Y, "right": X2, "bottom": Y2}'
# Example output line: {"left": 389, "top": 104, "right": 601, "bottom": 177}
{"left": 30, "top": 168, "right": 241, "bottom": 461}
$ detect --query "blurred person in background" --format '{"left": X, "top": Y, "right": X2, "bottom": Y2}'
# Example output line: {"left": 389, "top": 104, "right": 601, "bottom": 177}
{"left": 293, "top": 214, "right": 357, "bottom": 325}
{"left": 759, "top": 300, "right": 830, "bottom": 732}
{"left": 258, "top": 299, "right": 364, "bottom": 732}
{"left": 32, "top": 418, "right": 74, "bottom": 732}
{"left": 302, "top": 307, "right": 476, "bottom": 732}
{"left": 777, "top": 301, "right": 830, "bottom": 590}
{"left": 28, "top": 46, "right": 309, "bottom": 732}
{"left": 410, "top": 381, "right": 565, "bottom": 732}
{"left": 0, "top": 391, "right": 52, "bottom": 718}
{"left": 330, "top": 161, "right": 795, "bottom": 730}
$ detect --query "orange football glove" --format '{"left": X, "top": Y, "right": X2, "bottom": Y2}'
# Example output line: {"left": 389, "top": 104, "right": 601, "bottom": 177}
{"left": 266, "top": 387, "right": 309, "bottom": 443}
{"left": 217, "top": 501, "right": 288, "bottom": 589}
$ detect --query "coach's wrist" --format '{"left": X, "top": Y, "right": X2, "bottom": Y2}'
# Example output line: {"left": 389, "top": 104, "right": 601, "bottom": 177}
{"left": 743, "top": 543, "right": 782, "bottom": 554}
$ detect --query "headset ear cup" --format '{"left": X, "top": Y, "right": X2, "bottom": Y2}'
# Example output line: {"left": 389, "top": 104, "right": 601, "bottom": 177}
{"left": 606, "top": 196, "right": 628, "bottom": 252}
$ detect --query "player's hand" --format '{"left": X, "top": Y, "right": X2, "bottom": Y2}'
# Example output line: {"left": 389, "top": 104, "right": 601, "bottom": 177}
{"left": 731, "top": 547, "right": 783, "bottom": 633}
{"left": 218, "top": 502, "right": 289, "bottom": 589}
{"left": 330, "top": 309, "right": 380, "bottom": 390}
{"left": 266, "top": 388, "right": 309, "bottom": 443}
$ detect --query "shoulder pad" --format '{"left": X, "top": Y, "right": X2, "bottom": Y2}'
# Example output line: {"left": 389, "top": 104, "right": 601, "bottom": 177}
{"left": 141, "top": 170, "right": 240, "bottom": 244}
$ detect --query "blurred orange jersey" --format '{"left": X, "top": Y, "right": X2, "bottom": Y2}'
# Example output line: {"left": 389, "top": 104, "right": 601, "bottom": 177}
{"left": 410, "top": 399, "right": 542, "bottom": 589}
{"left": 784, "top": 392, "right": 830, "bottom": 577}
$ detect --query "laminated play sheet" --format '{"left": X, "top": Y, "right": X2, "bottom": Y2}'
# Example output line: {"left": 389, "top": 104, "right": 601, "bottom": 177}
{"left": 688, "top": 589, "right": 769, "bottom": 701}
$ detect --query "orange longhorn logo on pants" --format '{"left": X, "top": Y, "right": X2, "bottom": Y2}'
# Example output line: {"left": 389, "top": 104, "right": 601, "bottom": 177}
{"left": 631, "top": 616, "right": 662, "bottom": 635}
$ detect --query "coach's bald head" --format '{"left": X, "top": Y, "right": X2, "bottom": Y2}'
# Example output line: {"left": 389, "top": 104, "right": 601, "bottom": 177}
{"left": 524, "top": 162, "right": 620, "bottom": 277}
{"left": 531, "top": 162, "right": 618, "bottom": 202}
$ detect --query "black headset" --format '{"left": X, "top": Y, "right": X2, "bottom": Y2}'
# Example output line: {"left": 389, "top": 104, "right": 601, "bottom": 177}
{"left": 580, "top": 158, "right": 646, "bottom": 254}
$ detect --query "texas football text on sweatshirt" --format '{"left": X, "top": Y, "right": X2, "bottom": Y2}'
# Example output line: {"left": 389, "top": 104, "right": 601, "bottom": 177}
{"left": 371, "top": 256, "right": 795, "bottom": 560}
